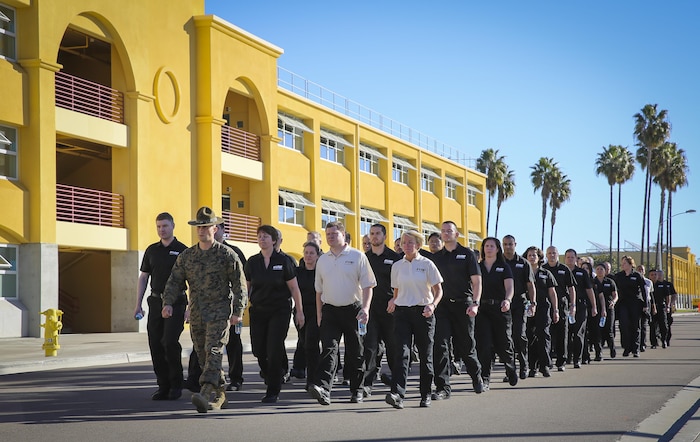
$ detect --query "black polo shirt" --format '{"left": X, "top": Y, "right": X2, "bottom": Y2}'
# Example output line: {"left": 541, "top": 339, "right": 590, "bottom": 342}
{"left": 653, "top": 280, "right": 676, "bottom": 306}
{"left": 570, "top": 265, "right": 593, "bottom": 306}
{"left": 534, "top": 267, "right": 558, "bottom": 302}
{"left": 296, "top": 264, "right": 317, "bottom": 307}
{"left": 505, "top": 253, "right": 535, "bottom": 299}
{"left": 542, "top": 262, "right": 575, "bottom": 301}
{"left": 244, "top": 250, "right": 296, "bottom": 311}
{"left": 366, "top": 246, "right": 402, "bottom": 309}
{"left": 593, "top": 276, "right": 617, "bottom": 308}
{"left": 480, "top": 260, "right": 513, "bottom": 301}
{"left": 433, "top": 243, "right": 481, "bottom": 300}
{"left": 140, "top": 237, "right": 188, "bottom": 294}
{"left": 613, "top": 271, "right": 646, "bottom": 305}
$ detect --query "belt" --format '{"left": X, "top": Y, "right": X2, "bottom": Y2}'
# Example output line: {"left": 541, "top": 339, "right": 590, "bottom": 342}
{"left": 481, "top": 298, "right": 503, "bottom": 305}
{"left": 149, "top": 292, "right": 162, "bottom": 299}
{"left": 395, "top": 305, "right": 426, "bottom": 311}
{"left": 447, "top": 297, "right": 472, "bottom": 303}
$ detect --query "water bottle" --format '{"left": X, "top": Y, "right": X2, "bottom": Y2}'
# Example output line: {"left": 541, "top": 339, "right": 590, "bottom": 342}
{"left": 134, "top": 312, "right": 144, "bottom": 320}
{"left": 358, "top": 319, "right": 367, "bottom": 336}
{"left": 525, "top": 300, "right": 534, "bottom": 318}
{"left": 234, "top": 321, "right": 242, "bottom": 335}
{"left": 599, "top": 316, "right": 606, "bottom": 327}
{"left": 567, "top": 313, "right": 575, "bottom": 324}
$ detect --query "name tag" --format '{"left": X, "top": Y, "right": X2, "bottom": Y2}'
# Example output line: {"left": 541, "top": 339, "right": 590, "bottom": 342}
{"left": 456, "top": 255, "right": 467, "bottom": 260}
{"left": 273, "top": 265, "right": 283, "bottom": 271}
{"left": 415, "top": 267, "right": 426, "bottom": 273}
{"left": 575, "top": 271, "right": 584, "bottom": 277}
{"left": 558, "top": 270, "right": 566, "bottom": 275}
{"left": 169, "top": 251, "right": 180, "bottom": 256}
{"left": 344, "top": 260, "right": 355, "bottom": 265}
{"left": 384, "top": 259, "right": 394, "bottom": 265}
{"left": 516, "top": 263, "right": 524, "bottom": 268}
{"left": 496, "top": 267, "right": 504, "bottom": 273}
{"left": 604, "top": 284, "right": 611, "bottom": 287}
{"left": 539, "top": 274, "right": 548, "bottom": 279}
{"left": 631, "top": 277, "right": 637, "bottom": 281}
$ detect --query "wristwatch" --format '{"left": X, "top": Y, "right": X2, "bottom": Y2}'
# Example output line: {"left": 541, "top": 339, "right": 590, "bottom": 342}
{"left": 472, "top": 300, "right": 480, "bottom": 306}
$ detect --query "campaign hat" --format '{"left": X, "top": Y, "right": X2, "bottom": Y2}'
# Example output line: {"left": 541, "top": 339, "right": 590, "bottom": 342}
{"left": 188, "top": 206, "right": 224, "bottom": 226}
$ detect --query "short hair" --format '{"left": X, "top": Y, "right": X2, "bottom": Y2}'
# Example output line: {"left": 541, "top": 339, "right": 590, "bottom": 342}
{"left": 325, "top": 221, "right": 345, "bottom": 233}
{"left": 502, "top": 234, "right": 515, "bottom": 242}
{"left": 565, "top": 248, "right": 577, "bottom": 257}
{"left": 442, "top": 220, "right": 458, "bottom": 229}
{"left": 370, "top": 223, "right": 386, "bottom": 235}
{"left": 218, "top": 221, "right": 226, "bottom": 230}
{"left": 525, "top": 246, "right": 543, "bottom": 263}
{"left": 156, "top": 212, "right": 174, "bottom": 224}
{"left": 257, "top": 225, "right": 279, "bottom": 244}
{"left": 303, "top": 241, "right": 321, "bottom": 255}
{"left": 621, "top": 255, "right": 635, "bottom": 267}
{"left": 428, "top": 232, "right": 441, "bottom": 241}
{"left": 401, "top": 230, "right": 424, "bottom": 247}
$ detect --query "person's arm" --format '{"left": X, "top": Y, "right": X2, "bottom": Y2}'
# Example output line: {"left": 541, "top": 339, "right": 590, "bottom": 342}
{"left": 424, "top": 283, "right": 443, "bottom": 318}
{"left": 387, "top": 287, "right": 398, "bottom": 313}
{"left": 467, "top": 275, "right": 482, "bottom": 317}
{"left": 358, "top": 286, "right": 373, "bottom": 324}
{"left": 586, "top": 288, "right": 597, "bottom": 317}
{"left": 549, "top": 287, "right": 559, "bottom": 323}
{"left": 568, "top": 285, "right": 576, "bottom": 317}
{"left": 501, "top": 278, "right": 514, "bottom": 312}
{"left": 134, "top": 272, "right": 150, "bottom": 317}
{"left": 287, "top": 277, "right": 305, "bottom": 328}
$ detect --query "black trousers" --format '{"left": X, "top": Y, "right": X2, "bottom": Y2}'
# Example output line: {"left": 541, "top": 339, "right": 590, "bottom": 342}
{"left": 363, "top": 306, "right": 397, "bottom": 387}
{"left": 511, "top": 297, "right": 528, "bottom": 372}
{"left": 392, "top": 306, "right": 434, "bottom": 398}
{"left": 567, "top": 301, "right": 587, "bottom": 364}
{"left": 667, "top": 312, "right": 674, "bottom": 344}
{"left": 303, "top": 305, "right": 321, "bottom": 387}
{"left": 315, "top": 303, "right": 364, "bottom": 394}
{"left": 618, "top": 301, "right": 642, "bottom": 353}
{"left": 147, "top": 295, "right": 185, "bottom": 390}
{"left": 433, "top": 299, "right": 481, "bottom": 394}
{"left": 475, "top": 303, "right": 514, "bottom": 381}
{"left": 650, "top": 305, "right": 669, "bottom": 346}
{"left": 551, "top": 298, "right": 569, "bottom": 367}
{"left": 250, "top": 305, "right": 291, "bottom": 396}
{"left": 601, "top": 305, "right": 616, "bottom": 347}
{"left": 640, "top": 310, "right": 650, "bottom": 349}
{"left": 226, "top": 328, "right": 244, "bottom": 384}
{"left": 527, "top": 299, "right": 552, "bottom": 372}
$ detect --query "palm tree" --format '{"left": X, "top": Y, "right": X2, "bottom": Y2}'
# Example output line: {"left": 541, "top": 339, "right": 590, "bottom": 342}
{"left": 530, "top": 157, "right": 559, "bottom": 249}
{"left": 595, "top": 146, "right": 619, "bottom": 262}
{"left": 657, "top": 146, "right": 688, "bottom": 281}
{"left": 476, "top": 148, "right": 507, "bottom": 236}
{"left": 615, "top": 147, "right": 635, "bottom": 268}
{"left": 651, "top": 142, "right": 677, "bottom": 269}
{"left": 494, "top": 167, "right": 516, "bottom": 237}
{"left": 633, "top": 104, "right": 671, "bottom": 267}
{"left": 549, "top": 172, "right": 571, "bottom": 246}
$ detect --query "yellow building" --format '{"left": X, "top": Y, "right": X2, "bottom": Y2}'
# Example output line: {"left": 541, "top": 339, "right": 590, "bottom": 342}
{"left": 0, "top": 0, "right": 486, "bottom": 337}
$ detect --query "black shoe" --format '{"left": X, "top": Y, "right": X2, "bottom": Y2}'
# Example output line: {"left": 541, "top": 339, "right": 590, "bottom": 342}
{"left": 573, "top": 362, "right": 581, "bottom": 369}
{"left": 594, "top": 355, "right": 602, "bottom": 362}
{"left": 431, "top": 390, "right": 450, "bottom": 400}
{"left": 151, "top": 389, "right": 169, "bottom": 400}
{"left": 168, "top": 387, "right": 182, "bottom": 400}
{"left": 472, "top": 376, "right": 485, "bottom": 394}
{"left": 341, "top": 379, "right": 349, "bottom": 386}
{"left": 308, "top": 385, "right": 331, "bottom": 406}
{"left": 662, "top": 342, "right": 667, "bottom": 349}
{"left": 380, "top": 373, "right": 392, "bottom": 387}
{"left": 633, "top": 352, "right": 640, "bottom": 358}
{"left": 640, "top": 347, "right": 646, "bottom": 352}
{"left": 385, "top": 393, "right": 404, "bottom": 409}
{"left": 623, "top": 350, "right": 630, "bottom": 357}
{"left": 650, "top": 345, "right": 657, "bottom": 349}
{"left": 226, "top": 381, "right": 242, "bottom": 391}
{"left": 451, "top": 360, "right": 462, "bottom": 375}
{"left": 528, "top": 369, "right": 537, "bottom": 378}
{"left": 261, "top": 394, "right": 278, "bottom": 403}
{"left": 420, "top": 396, "right": 431, "bottom": 407}
{"left": 350, "top": 391, "right": 363, "bottom": 403}
{"left": 541, "top": 368, "right": 551, "bottom": 377}
{"left": 610, "top": 347, "right": 617, "bottom": 358}
{"left": 290, "top": 368, "right": 306, "bottom": 379}
{"left": 557, "top": 365, "right": 565, "bottom": 372}
{"left": 519, "top": 369, "right": 527, "bottom": 380}
{"left": 185, "top": 381, "right": 200, "bottom": 393}
{"left": 506, "top": 366, "right": 518, "bottom": 386}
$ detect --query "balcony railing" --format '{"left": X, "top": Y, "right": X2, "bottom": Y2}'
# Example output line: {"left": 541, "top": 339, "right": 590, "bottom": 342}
{"left": 56, "top": 184, "right": 125, "bottom": 228}
{"left": 221, "top": 125, "right": 261, "bottom": 161}
{"left": 55, "top": 71, "right": 125, "bottom": 124}
{"left": 222, "top": 211, "right": 261, "bottom": 243}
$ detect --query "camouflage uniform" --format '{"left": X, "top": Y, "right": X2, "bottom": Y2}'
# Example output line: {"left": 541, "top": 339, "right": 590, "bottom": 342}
{"left": 163, "top": 241, "right": 247, "bottom": 387}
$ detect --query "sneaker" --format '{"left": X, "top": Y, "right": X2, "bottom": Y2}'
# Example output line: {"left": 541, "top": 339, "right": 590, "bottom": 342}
{"left": 431, "top": 390, "right": 450, "bottom": 400}
{"left": 594, "top": 355, "right": 602, "bottom": 362}
{"left": 226, "top": 381, "right": 242, "bottom": 391}
{"left": 482, "top": 380, "right": 490, "bottom": 391}
{"left": 573, "top": 362, "right": 581, "bottom": 369}
{"left": 519, "top": 369, "right": 528, "bottom": 380}
{"left": 385, "top": 393, "right": 404, "bottom": 409}
{"left": 362, "top": 386, "right": 372, "bottom": 398}
{"left": 308, "top": 384, "right": 331, "bottom": 406}
{"left": 633, "top": 352, "right": 640, "bottom": 358}
{"left": 261, "top": 394, "right": 279, "bottom": 403}
{"left": 350, "top": 391, "right": 363, "bottom": 403}
{"left": 420, "top": 396, "right": 431, "bottom": 408}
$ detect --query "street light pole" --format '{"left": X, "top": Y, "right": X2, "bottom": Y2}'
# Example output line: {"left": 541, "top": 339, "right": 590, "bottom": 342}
{"left": 666, "top": 209, "right": 696, "bottom": 284}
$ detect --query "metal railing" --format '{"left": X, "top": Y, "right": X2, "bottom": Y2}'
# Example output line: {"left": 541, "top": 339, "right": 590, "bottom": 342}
{"left": 221, "top": 125, "right": 261, "bottom": 161}
{"left": 55, "top": 71, "right": 125, "bottom": 124}
{"left": 278, "top": 67, "right": 476, "bottom": 169}
{"left": 56, "top": 183, "right": 125, "bottom": 228}
{"left": 222, "top": 211, "right": 261, "bottom": 243}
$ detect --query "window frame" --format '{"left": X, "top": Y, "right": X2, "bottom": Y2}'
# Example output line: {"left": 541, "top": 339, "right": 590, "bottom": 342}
{"left": 320, "top": 136, "right": 344, "bottom": 164}
{"left": 359, "top": 150, "right": 379, "bottom": 175}
{"left": 0, "top": 243, "right": 18, "bottom": 299}
{"left": 277, "top": 119, "right": 304, "bottom": 152}
{"left": 321, "top": 208, "right": 344, "bottom": 228}
{"left": 0, "top": 124, "right": 17, "bottom": 180}
{"left": 278, "top": 196, "right": 305, "bottom": 226}
{"left": 467, "top": 187, "right": 477, "bottom": 206}
{"left": 445, "top": 180, "right": 457, "bottom": 199}
{"left": 392, "top": 162, "right": 408, "bottom": 184}
{"left": 421, "top": 172, "right": 435, "bottom": 193}
{"left": 0, "top": 4, "right": 16, "bottom": 61}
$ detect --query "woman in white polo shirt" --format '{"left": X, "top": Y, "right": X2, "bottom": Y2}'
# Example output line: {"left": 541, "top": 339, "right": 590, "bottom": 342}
{"left": 385, "top": 230, "right": 443, "bottom": 409}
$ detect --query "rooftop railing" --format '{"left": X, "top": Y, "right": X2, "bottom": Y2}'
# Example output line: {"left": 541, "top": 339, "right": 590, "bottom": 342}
{"left": 56, "top": 183, "right": 125, "bottom": 228}
{"left": 55, "top": 71, "right": 125, "bottom": 124}
{"left": 278, "top": 67, "right": 476, "bottom": 169}
{"left": 222, "top": 211, "right": 261, "bottom": 243}
{"left": 221, "top": 125, "right": 261, "bottom": 161}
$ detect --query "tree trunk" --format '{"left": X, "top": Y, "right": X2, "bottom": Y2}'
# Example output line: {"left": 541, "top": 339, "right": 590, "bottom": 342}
{"left": 656, "top": 188, "right": 666, "bottom": 270}
{"left": 486, "top": 193, "right": 492, "bottom": 237}
{"left": 609, "top": 184, "right": 613, "bottom": 264}
{"left": 668, "top": 193, "right": 674, "bottom": 284}
{"left": 617, "top": 184, "right": 622, "bottom": 270}
{"left": 640, "top": 167, "right": 649, "bottom": 267}
{"left": 495, "top": 201, "right": 502, "bottom": 238}
{"left": 540, "top": 197, "right": 547, "bottom": 250}
{"left": 550, "top": 209, "right": 556, "bottom": 246}
{"left": 646, "top": 173, "right": 653, "bottom": 268}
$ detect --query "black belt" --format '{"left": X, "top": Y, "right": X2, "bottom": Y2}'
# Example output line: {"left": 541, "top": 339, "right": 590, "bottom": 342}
{"left": 447, "top": 297, "right": 472, "bottom": 303}
{"left": 324, "top": 302, "right": 361, "bottom": 309}
{"left": 481, "top": 298, "right": 503, "bottom": 305}
{"left": 395, "top": 305, "right": 426, "bottom": 311}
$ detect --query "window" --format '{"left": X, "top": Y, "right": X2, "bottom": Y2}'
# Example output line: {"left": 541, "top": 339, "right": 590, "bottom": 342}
{"left": 278, "top": 190, "right": 315, "bottom": 227}
{"left": 467, "top": 184, "right": 482, "bottom": 206}
{"left": 422, "top": 222, "right": 441, "bottom": 244}
{"left": 0, "top": 4, "right": 15, "bottom": 60}
{"left": 321, "top": 199, "right": 354, "bottom": 228}
{"left": 360, "top": 208, "right": 388, "bottom": 236}
{"left": 421, "top": 168, "right": 440, "bottom": 193}
{"left": 0, "top": 244, "right": 17, "bottom": 298}
{"left": 0, "top": 125, "right": 17, "bottom": 179}
{"left": 278, "top": 113, "right": 312, "bottom": 152}
{"left": 392, "top": 156, "right": 415, "bottom": 184}
{"left": 393, "top": 215, "right": 418, "bottom": 241}
{"left": 320, "top": 128, "right": 352, "bottom": 165}
{"left": 359, "top": 150, "right": 378, "bottom": 175}
{"left": 468, "top": 232, "right": 482, "bottom": 250}
{"left": 445, "top": 181, "right": 457, "bottom": 199}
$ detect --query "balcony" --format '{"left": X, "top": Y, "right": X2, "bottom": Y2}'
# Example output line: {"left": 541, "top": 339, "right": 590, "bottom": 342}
{"left": 221, "top": 125, "right": 260, "bottom": 161}
{"left": 55, "top": 71, "right": 125, "bottom": 124}
{"left": 222, "top": 211, "right": 260, "bottom": 243}
{"left": 56, "top": 184, "right": 124, "bottom": 228}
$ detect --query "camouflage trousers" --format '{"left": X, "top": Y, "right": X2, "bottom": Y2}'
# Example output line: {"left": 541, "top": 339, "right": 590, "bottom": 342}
{"left": 190, "top": 317, "right": 230, "bottom": 387}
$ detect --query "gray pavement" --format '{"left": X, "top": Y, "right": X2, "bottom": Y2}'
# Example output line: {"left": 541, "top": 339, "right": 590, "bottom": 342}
{"left": 1, "top": 316, "right": 699, "bottom": 441}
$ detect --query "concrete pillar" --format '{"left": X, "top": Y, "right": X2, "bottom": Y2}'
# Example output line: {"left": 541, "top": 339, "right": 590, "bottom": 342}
{"left": 19, "top": 243, "right": 58, "bottom": 337}
{"left": 111, "top": 250, "right": 145, "bottom": 332}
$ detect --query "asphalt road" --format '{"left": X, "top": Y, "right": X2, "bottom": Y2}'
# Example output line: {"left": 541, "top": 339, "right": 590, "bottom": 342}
{"left": 1, "top": 316, "right": 700, "bottom": 442}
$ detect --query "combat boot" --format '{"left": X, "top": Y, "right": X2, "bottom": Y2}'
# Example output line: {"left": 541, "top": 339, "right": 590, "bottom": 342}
{"left": 209, "top": 385, "right": 228, "bottom": 410}
{"left": 192, "top": 383, "right": 214, "bottom": 413}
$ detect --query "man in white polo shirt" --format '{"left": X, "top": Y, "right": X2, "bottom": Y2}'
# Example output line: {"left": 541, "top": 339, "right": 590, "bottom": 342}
{"left": 308, "top": 221, "right": 376, "bottom": 405}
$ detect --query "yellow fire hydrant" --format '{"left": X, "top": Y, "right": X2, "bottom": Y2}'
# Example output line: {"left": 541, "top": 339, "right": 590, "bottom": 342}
{"left": 40, "top": 308, "right": 64, "bottom": 357}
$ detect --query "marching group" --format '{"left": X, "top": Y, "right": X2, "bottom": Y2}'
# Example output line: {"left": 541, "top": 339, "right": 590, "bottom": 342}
{"left": 135, "top": 207, "right": 678, "bottom": 413}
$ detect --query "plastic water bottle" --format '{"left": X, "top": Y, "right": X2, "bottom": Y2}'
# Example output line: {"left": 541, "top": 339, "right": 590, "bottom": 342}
{"left": 358, "top": 320, "right": 367, "bottom": 336}
{"left": 567, "top": 313, "right": 575, "bottom": 324}
{"left": 525, "top": 300, "right": 534, "bottom": 318}
{"left": 599, "top": 316, "right": 606, "bottom": 327}
{"left": 234, "top": 321, "right": 242, "bottom": 335}
{"left": 134, "top": 312, "right": 144, "bottom": 320}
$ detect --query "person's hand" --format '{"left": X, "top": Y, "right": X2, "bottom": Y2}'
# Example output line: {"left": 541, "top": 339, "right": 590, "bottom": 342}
{"left": 422, "top": 303, "right": 435, "bottom": 318}
{"left": 134, "top": 306, "right": 144, "bottom": 318}
{"left": 387, "top": 298, "right": 396, "bottom": 314}
{"left": 466, "top": 304, "right": 479, "bottom": 318}
{"left": 527, "top": 303, "right": 536, "bottom": 317}
{"left": 591, "top": 306, "right": 598, "bottom": 317}
{"left": 500, "top": 299, "right": 511, "bottom": 313}
{"left": 553, "top": 310, "right": 560, "bottom": 323}
{"left": 295, "top": 309, "right": 306, "bottom": 328}
{"left": 161, "top": 305, "right": 173, "bottom": 318}
{"left": 356, "top": 308, "right": 369, "bottom": 325}
{"left": 229, "top": 315, "right": 241, "bottom": 326}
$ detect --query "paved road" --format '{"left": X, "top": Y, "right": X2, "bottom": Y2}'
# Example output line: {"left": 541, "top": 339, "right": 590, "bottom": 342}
{"left": 1, "top": 316, "right": 700, "bottom": 441}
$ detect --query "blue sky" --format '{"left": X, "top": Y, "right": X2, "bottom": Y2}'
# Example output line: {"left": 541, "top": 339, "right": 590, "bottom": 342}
{"left": 206, "top": 1, "right": 699, "bottom": 265}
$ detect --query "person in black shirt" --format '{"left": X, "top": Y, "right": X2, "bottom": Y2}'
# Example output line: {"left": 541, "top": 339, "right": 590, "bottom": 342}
{"left": 564, "top": 249, "right": 597, "bottom": 368}
{"left": 542, "top": 246, "right": 576, "bottom": 371}
{"left": 134, "top": 212, "right": 188, "bottom": 401}
{"left": 245, "top": 225, "right": 305, "bottom": 403}
{"left": 613, "top": 256, "right": 646, "bottom": 357}
{"left": 475, "top": 237, "right": 517, "bottom": 390}
{"left": 593, "top": 263, "right": 617, "bottom": 359}
{"left": 363, "top": 224, "right": 402, "bottom": 397}
{"left": 651, "top": 269, "right": 675, "bottom": 348}
{"left": 524, "top": 246, "right": 559, "bottom": 377}
{"left": 297, "top": 241, "right": 321, "bottom": 390}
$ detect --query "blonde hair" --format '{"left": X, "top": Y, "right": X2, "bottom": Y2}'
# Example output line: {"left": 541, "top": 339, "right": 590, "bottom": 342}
{"left": 401, "top": 230, "right": 424, "bottom": 248}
